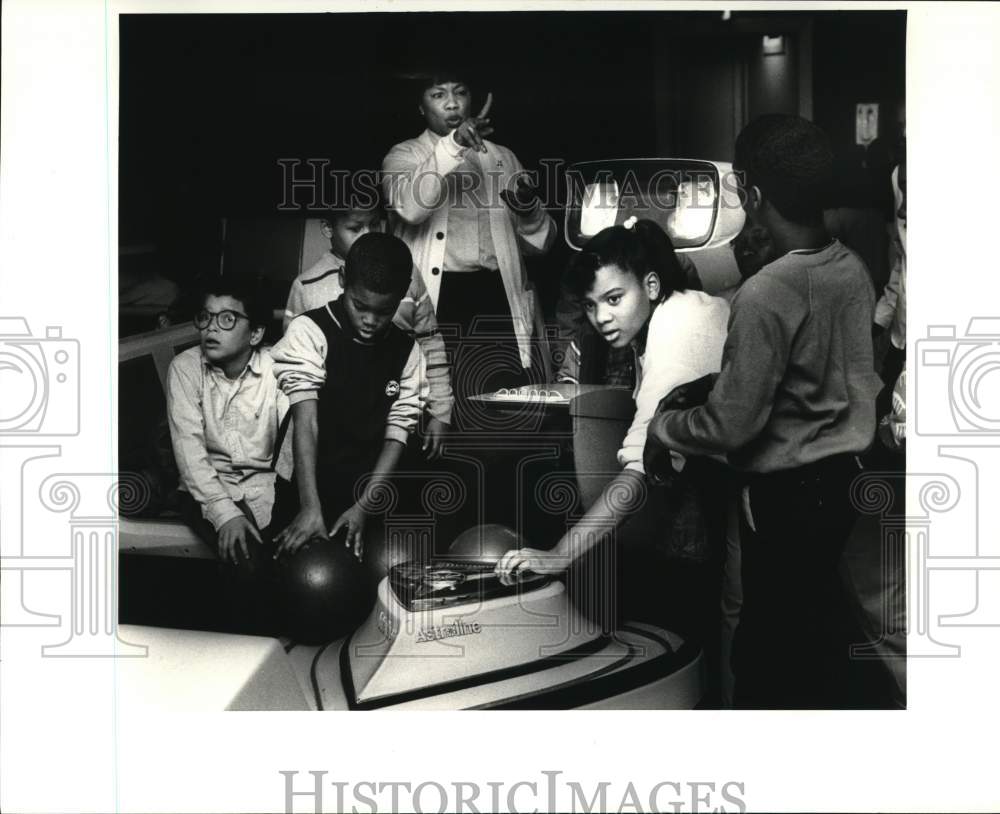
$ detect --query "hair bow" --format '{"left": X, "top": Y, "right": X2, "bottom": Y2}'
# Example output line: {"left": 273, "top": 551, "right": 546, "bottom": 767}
{"left": 622, "top": 216, "right": 638, "bottom": 230}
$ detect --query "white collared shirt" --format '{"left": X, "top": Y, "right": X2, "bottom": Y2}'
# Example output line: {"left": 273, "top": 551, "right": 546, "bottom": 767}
{"left": 166, "top": 346, "right": 289, "bottom": 530}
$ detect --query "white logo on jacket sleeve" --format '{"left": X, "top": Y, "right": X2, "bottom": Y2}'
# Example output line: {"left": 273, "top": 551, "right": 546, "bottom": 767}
{"left": 385, "top": 380, "right": 400, "bottom": 397}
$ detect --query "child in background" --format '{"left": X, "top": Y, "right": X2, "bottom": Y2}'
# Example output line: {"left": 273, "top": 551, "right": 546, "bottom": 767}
{"left": 272, "top": 233, "right": 428, "bottom": 558}
{"left": 284, "top": 207, "right": 452, "bottom": 458}
{"left": 283, "top": 208, "right": 379, "bottom": 329}
{"left": 166, "top": 277, "right": 290, "bottom": 633}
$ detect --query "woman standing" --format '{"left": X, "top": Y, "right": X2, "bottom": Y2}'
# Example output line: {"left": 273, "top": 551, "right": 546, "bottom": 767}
{"left": 381, "top": 70, "right": 556, "bottom": 429}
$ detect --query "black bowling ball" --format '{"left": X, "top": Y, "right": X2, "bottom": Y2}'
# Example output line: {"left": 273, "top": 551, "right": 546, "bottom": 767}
{"left": 277, "top": 532, "right": 376, "bottom": 644}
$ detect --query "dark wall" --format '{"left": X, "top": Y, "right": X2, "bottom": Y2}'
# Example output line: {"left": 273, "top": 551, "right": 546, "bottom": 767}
{"left": 747, "top": 35, "right": 800, "bottom": 120}
{"left": 812, "top": 11, "right": 906, "bottom": 163}
{"left": 656, "top": 33, "right": 749, "bottom": 160}
{"left": 120, "top": 10, "right": 905, "bottom": 301}
{"left": 119, "top": 13, "right": 662, "bottom": 258}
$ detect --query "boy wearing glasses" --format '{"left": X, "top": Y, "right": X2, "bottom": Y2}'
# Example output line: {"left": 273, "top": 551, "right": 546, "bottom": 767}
{"left": 166, "top": 278, "right": 289, "bottom": 630}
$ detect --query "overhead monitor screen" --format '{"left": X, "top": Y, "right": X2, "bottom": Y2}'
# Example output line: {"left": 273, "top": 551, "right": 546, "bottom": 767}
{"left": 566, "top": 159, "right": 729, "bottom": 251}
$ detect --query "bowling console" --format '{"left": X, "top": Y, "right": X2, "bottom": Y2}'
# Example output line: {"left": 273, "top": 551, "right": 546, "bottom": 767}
{"left": 302, "top": 558, "right": 704, "bottom": 710}
{"left": 116, "top": 557, "right": 703, "bottom": 710}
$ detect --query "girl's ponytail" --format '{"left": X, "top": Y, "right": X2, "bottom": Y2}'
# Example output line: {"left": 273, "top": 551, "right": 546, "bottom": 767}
{"left": 632, "top": 218, "right": 688, "bottom": 297}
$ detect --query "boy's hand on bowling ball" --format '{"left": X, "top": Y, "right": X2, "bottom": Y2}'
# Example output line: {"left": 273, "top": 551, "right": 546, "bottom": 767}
{"left": 217, "top": 515, "right": 261, "bottom": 564}
{"left": 331, "top": 503, "right": 366, "bottom": 561}
{"left": 422, "top": 416, "right": 448, "bottom": 460}
{"left": 495, "top": 547, "right": 570, "bottom": 587}
{"left": 452, "top": 92, "right": 494, "bottom": 153}
{"left": 274, "top": 506, "right": 327, "bottom": 559}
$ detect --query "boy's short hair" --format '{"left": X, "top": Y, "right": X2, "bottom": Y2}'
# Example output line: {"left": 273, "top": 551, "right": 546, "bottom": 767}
{"left": 343, "top": 232, "right": 412, "bottom": 299}
{"left": 734, "top": 114, "right": 833, "bottom": 225}
{"left": 320, "top": 204, "right": 383, "bottom": 229}
{"left": 200, "top": 276, "right": 271, "bottom": 329}
{"left": 565, "top": 219, "right": 688, "bottom": 302}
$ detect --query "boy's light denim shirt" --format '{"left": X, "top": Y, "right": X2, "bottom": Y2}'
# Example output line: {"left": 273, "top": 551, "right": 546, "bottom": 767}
{"left": 166, "top": 346, "right": 290, "bottom": 531}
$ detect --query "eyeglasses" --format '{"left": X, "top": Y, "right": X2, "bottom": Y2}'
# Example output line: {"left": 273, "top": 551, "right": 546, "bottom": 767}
{"left": 193, "top": 309, "right": 250, "bottom": 331}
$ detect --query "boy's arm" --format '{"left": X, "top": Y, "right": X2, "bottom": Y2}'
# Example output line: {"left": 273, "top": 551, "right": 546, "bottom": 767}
{"left": 358, "top": 440, "right": 407, "bottom": 513}
{"left": 291, "top": 401, "right": 320, "bottom": 511}
{"left": 648, "top": 284, "right": 792, "bottom": 458}
{"left": 271, "top": 317, "right": 329, "bottom": 555}
{"left": 331, "top": 437, "right": 407, "bottom": 558}
{"left": 165, "top": 355, "right": 243, "bottom": 531}
{"left": 270, "top": 315, "right": 328, "bottom": 399}
{"left": 400, "top": 272, "right": 453, "bottom": 425}
{"left": 382, "top": 136, "right": 468, "bottom": 226}
{"left": 417, "top": 331, "right": 452, "bottom": 424}
{"left": 273, "top": 399, "right": 328, "bottom": 556}
{"left": 283, "top": 280, "right": 307, "bottom": 333}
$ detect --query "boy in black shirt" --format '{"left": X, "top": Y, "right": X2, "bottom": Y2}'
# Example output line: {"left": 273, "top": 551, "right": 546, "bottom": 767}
{"left": 272, "top": 233, "right": 426, "bottom": 558}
